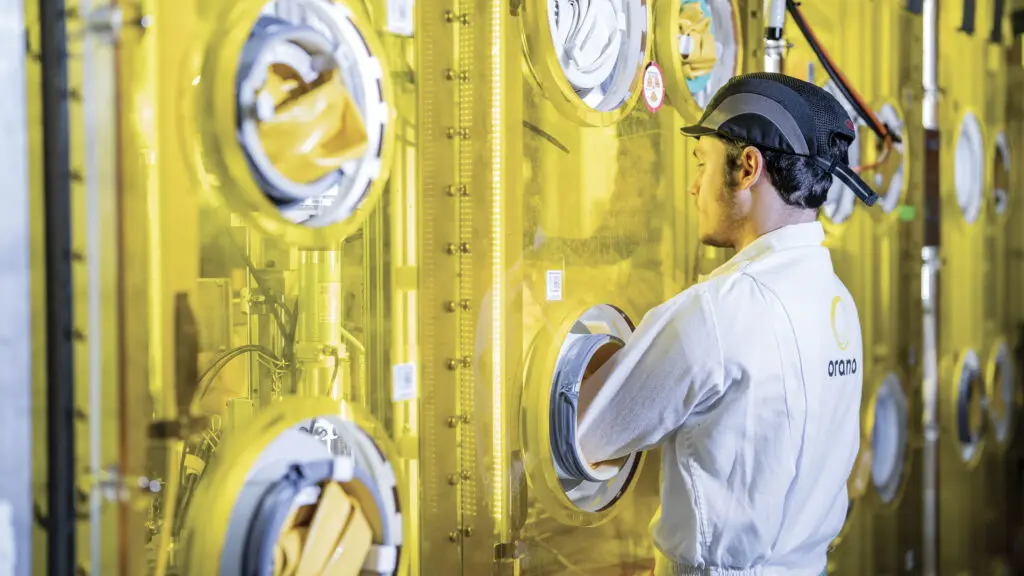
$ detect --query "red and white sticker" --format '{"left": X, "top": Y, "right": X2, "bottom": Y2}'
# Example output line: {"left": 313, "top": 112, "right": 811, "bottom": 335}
{"left": 642, "top": 62, "right": 665, "bottom": 113}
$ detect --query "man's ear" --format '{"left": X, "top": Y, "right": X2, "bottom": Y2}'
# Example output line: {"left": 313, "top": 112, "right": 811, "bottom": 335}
{"left": 739, "top": 146, "right": 765, "bottom": 189}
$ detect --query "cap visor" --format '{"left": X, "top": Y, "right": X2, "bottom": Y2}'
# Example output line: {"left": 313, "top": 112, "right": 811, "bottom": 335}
{"left": 815, "top": 157, "right": 879, "bottom": 207}
{"left": 680, "top": 124, "right": 717, "bottom": 137}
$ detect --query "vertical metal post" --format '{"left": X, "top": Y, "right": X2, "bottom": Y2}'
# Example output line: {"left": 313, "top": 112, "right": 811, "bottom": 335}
{"left": 38, "top": 0, "right": 78, "bottom": 571}
{"left": 920, "top": 0, "right": 941, "bottom": 574}
{"left": 0, "top": 1, "right": 34, "bottom": 574}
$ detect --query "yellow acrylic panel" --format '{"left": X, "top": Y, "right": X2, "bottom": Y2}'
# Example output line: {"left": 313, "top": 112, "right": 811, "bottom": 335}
{"left": 415, "top": 0, "right": 755, "bottom": 574}
{"left": 23, "top": 1, "right": 127, "bottom": 573}
{"left": 1003, "top": 36, "right": 1024, "bottom": 573}
{"left": 22, "top": 0, "right": 49, "bottom": 572}
{"left": 935, "top": 0, "right": 1006, "bottom": 572}
{"left": 867, "top": 2, "right": 927, "bottom": 574}
{"left": 97, "top": 0, "right": 421, "bottom": 572}
{"left": 978, "top": 0, "right": 1016, "bottom": 570}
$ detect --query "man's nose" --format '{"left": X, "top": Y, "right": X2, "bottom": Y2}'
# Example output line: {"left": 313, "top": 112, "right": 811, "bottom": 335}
{"left": 688, "top": 177, "right": 699, "bottom": 197}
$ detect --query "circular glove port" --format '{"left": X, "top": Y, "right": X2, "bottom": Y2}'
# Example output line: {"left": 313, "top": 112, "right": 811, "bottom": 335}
{"left": 660, "top": 0, "right": 741, "bottom": 116}
{"left": 870, "top": 373, "right": 908, "bottom": 504}
{"left": 953, "top": 349, "right": 986, "bottom": 464}
{"left": 522, "top": 302, "right": 647, "bottom": 526}
{"left": 954, "top": 112, "right": 984, "bottom": 224}
{"left": 820, "top": 81, "right": 861, "bottom": 225}
{"left": 986, "top": 340, "right": 1015, "bottom": 446}
{"left": 235, "top": 0, "right": 391, "bottom": 228}
{"left": 183, "top": 402, "right": 404, "bottom": 576}
{"left": 523, "top": 0, "right": 650, "bottom": 125}
{"left": 549, "top": 306, "right": 641, "bottom": 512}
{"left": 994, "top": 132, "right": 1010, "bottom": 217}
{"left": 872, "top": 104, "right": 907, "bottom": 214}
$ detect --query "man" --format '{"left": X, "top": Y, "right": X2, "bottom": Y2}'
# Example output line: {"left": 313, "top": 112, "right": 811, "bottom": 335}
{"left": 577, "top": 72, "right": 873, "bottom": 576}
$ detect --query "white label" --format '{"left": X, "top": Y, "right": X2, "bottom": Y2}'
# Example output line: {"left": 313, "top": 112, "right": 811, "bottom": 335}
{"left": 0, "top": 500, "right": 14, "bottom": 576}
{"left": 392, "top": 363, "right": 417, "bottom": 402}
{"left": 642, "top": 62, "right": 665, "bottom": 113}
{"left": 387, "top": 0, "right": 415, "bottom": 36}
{"left": 546, "top": 270, "right": 563, "bottom": 301}
{"left": 318, "top": 282, "right": 342, "bottom": 324}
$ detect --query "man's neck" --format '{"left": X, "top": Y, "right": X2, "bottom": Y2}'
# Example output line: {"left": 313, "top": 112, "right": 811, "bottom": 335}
{"left": 733, "top": 210, "right": 817, "bottom": 252}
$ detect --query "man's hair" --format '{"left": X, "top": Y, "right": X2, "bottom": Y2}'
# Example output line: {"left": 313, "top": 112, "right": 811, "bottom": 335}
{"left": 717, "top": 134, "right": 851, "bottom": 210}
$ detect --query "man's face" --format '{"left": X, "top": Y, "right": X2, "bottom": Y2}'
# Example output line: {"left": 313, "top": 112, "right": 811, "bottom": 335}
{"left": 689, "top": 136, "right": 743, "bottom": 249}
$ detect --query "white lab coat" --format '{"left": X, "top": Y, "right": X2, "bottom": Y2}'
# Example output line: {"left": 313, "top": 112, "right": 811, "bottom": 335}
{"left": 578, "top": 222, "right": 862, "bottom": 576}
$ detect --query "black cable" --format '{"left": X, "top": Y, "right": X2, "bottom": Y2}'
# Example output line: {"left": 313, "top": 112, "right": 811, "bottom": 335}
{"left": 38, "top": 0, "right": 76, "bottom": 569}
{"left": 222, "top": 229, "right": 294, "bottom": 341}
{"left": 192, "top": 345, "right": 284, "bottom": 412}
{"left": 786, "top": 0, "right": 902, "bottom": 144}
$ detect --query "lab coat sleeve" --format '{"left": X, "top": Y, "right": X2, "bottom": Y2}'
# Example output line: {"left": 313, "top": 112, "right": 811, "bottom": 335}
{"left": 577, "top": 285, "right": 726, "bottom": 463}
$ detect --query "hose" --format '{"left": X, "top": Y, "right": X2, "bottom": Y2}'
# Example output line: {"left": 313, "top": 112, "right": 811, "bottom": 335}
{"left": 550, "top": 333, "right": 625, "bottom": 482}
{"left": 191, "top": 345, "right": 285, "bottom": 415}
{"left": 785, "top": 0, "right": 901, "bottom": 146}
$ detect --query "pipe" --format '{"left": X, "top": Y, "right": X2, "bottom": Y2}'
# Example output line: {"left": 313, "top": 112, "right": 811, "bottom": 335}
{"left": 38, "top": 0, "right": 77, "bottom": 571}
{"left": 920, "top": 1, "right": 940, "bottom": 574}
{"left": 922, "top": 0, "right": 939, "bottom": 131}
{"left": 920, "top": 246, "right": 940, "bottom": 576}
{"left": 296, "top": 249, "right": 345, "bottom": 399}
{"left": 763, "top": 0, "right": 786, "bottom": 72}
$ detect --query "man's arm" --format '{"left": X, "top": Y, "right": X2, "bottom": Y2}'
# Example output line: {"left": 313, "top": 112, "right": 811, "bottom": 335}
{"left": 577, "top": 285, "right": 726, "bottom": 463}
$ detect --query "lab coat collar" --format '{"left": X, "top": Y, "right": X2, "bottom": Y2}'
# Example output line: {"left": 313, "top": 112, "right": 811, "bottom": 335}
{"left": 702, "top": 221, "right": 826, "bottom": 281}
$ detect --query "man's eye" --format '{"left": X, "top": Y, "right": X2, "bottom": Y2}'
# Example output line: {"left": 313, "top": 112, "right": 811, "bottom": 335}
{"left": 696, "top": 163, "right": 704, "bottom": 168}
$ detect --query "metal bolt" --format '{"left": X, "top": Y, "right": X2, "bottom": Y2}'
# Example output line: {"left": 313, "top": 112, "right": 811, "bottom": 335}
{"left": 446, "top": 185, "right": 457, "bottom": 197}
{"left": 448, "top": 531, "right": 459, "bottom": 543}
{"left": 445, "top": 68, "right": 456, "bottom": 80}
{"left": 460, "top": 470, "right": 471, "bottom": 480}
{"left": 444, "top": 10, "right": 456, "bottom": 22}
{"left": 446, "top": 359, "right": 458, "bottom": 371}
{"left": 446, "top": 127, "right": 457, "bottom": 139}
{"left": 460, "top": 13, "right": 470, "bottom": 24}
{"left": 444, "top": 301, "right": 457, "bottom": 312}
{"left": 460, "top": 243, "right": 471, "bottom": 254}
{"left": 461, "top": 357, "right": 472, "bottom": 368}
{"left": 461, "top": 414, "right": 471, "bottom": 424}
{"left": 460, "top": 128, "right": 471, "bottom": 139}
{"left": 448, "top": 474, "right": 460, "bottom": 485}
{"left": 84, "top": 5, "right": 124, "bottom": 40}
{"left": 463, "top": 526, "right": 474, "bottom": 537}
{"left": 459, "top": 184, "right": 469, "bottom": 197}
{"left": 447, "top": 416, "right": 460, "bottom": 428}
{"left": 460, "top": 300, "right": 470, "bottom": 311}
{"left": 446, "top": 243, "right": 457, "bottom": 255}
{"left": 459, "top": 70, "right": 470, "bottom": 81}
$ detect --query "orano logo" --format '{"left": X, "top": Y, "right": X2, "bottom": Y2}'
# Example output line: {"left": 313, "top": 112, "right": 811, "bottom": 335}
{"left": 830, "top": 295, "right": 849, "bottom": 351}
{"left": 827, "top": 294, "right": 857, "bottom": 378}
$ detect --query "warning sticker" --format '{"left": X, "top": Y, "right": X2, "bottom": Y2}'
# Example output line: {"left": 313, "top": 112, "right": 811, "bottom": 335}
{"left": 642, "top": 62, "right": 665, "bottom": 113}
{"left": 546, "top": 270, "right": 563, "bottom": 302}
{"left": 392, "top": 363, "right": 417, "bottom": 402}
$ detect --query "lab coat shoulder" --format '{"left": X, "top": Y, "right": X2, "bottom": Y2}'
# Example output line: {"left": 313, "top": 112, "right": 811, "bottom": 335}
{"left": 700, "top": 268, "right": 787, "bottom": 357}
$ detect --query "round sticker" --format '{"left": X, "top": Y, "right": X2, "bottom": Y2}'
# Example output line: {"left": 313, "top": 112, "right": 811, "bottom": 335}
{"left": 642, "top": 62, "right": 665, "bottom": 113}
